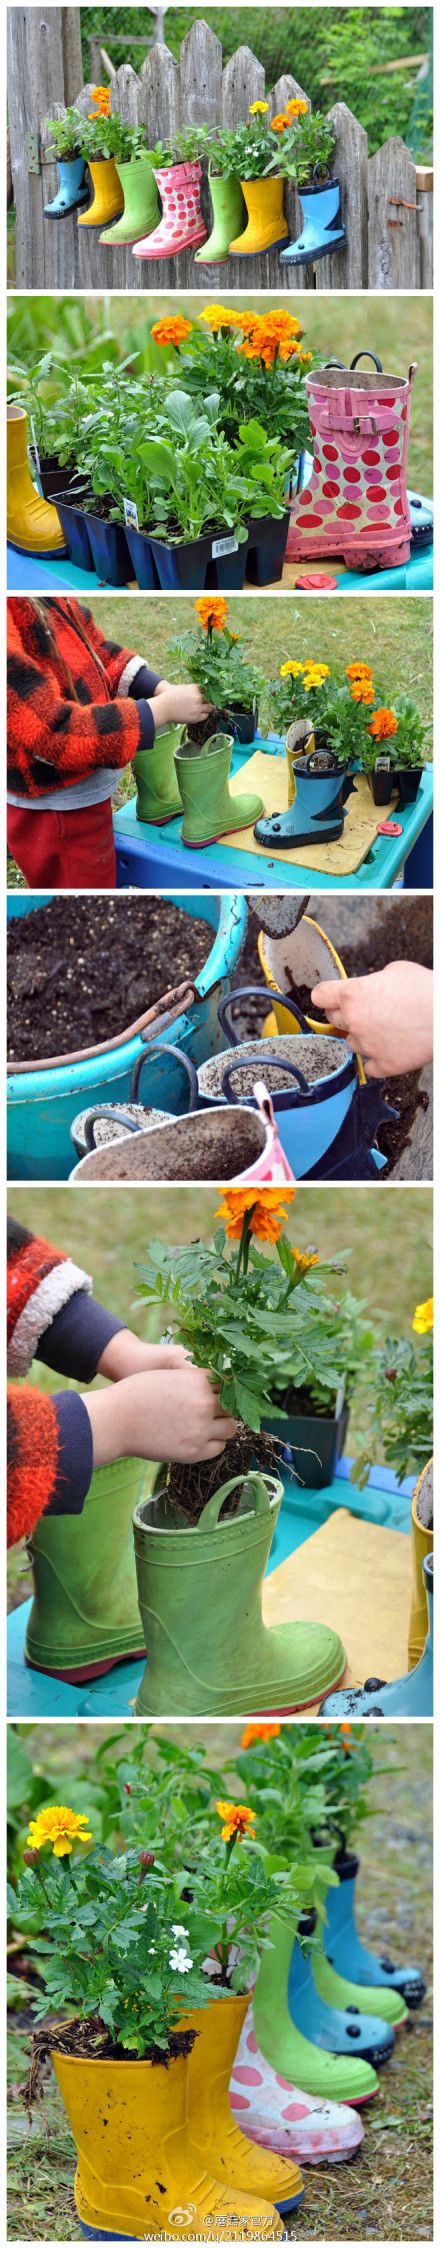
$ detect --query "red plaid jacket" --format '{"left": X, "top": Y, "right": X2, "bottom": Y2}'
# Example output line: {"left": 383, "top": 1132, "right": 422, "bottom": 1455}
{"left": 7, "top": 1218, "right": 91, "bottom": 1543}
{"left": 7, "top": 597, "right": 155, "bottom": 797}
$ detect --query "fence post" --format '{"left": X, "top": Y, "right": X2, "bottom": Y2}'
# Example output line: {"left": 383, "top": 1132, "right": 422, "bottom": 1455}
{"left": 314, "top": 103, "right": 368, "bottom": 291}
{"left": 7, "top": 4, "right": 83, "bottom": 289}
{"left": 368, "top": 137, "right": 421, "bottom": 289}
{"left": 99, "top": 63, "right": 145, "bottom": 295}
{"left": 220, "top": 45, "right": 265, "bottom": 293}
{"left": 176, "top": 20, "right": 223, "bottom": 289}
{"left": 416, "top": 165, "right": 433, "bottom": 289}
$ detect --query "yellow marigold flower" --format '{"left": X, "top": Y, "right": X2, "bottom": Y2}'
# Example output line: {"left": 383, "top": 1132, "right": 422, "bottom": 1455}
{"left": 216, "top": 1187, "right": 295, "bottom": 1245}
{"left": 26, "top": 1806, "right": 92, "bottom": 1858}
{"left": 216, "top": 1800, "right": 256, "bottom": 1842}
{"left": 280, "top": 660, "right": 305, "bottom": 678}
{"left": 241, "top": 1723, "right": 280, "bottom": 1748}
{"left": 199, "top": 304, "right": 236, "bottom": 332}
{"left": 151, "top": 316, "right": 192, "bottom": 350}
{"left": 249, "top": 100, "right": 269, "bottom": 116}
{"left": 412, "top": 1298, "right": 433, "bottom": 1334}
{"left": 195, "top": 596, "right": 228, "bottom": 632}
{"left": 291, "top": 1246, "right": 319, "bottom": 1275}
{"left": 298, "top": 350, "right": 313, "bottom": 367}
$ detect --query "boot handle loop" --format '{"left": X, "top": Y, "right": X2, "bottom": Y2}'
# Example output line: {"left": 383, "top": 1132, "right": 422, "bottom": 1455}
{"left": 222, "top": 1055, "right": 311, "bottom": 1104}
{"left": 349, "top": 351, "right": 383, "bottom": 374}
{"left": 217, "top": 985, "right": 310, "bottom": 1043}
{"left": 130, "top": 1040, "right": 199, "bottom": 1110}
{"left": 81, "top": 1108, "right": 142, "bottom": 1151}
{"left": 197, "top": 1472, "right": 277, "bottom": 1531}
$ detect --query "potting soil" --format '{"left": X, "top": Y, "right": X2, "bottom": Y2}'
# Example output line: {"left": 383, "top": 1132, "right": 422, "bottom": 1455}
{"left": 164, "top": 1425, "right": 283, "bottom": 1522}
{"left": 74, "top": 1110, "right": 266, "bottom": 1181}
{"left": 201, "top": 1033, "right": 345, "bottom": 1097}
{"left": 7, "top": 897, "right": 211, "bottom": 1062}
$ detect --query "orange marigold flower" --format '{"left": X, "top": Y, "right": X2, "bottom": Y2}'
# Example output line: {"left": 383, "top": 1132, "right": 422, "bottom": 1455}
{"left": 291, "top": 1246, "right": 319, "bottom": 1275}
{"left": 262, "top": 311, "right": 302, "bottom": 338}
{"left": 216, "top": 1800, "right": 256, "bottom": 1843}
{"left": 271, "top": 112, "right": 291, "bottom": 133}
{"left": 195, "top": 596, "right": 228, "bottom": 632}
{"left": 216, "top": 1187, "right": 295, "bottom": 1245}
{"left": 241, "top": 1723, "right": 280, "bottom": 1748}
{"left": 151, "top": 316, "right": 192, "bottom": 349}
{"left": 345, "top": 663, "right": 373, "bottom": 682}
{"left": 350, "top": 679, "right": 375, "bottom": 705}
{"left": 285, "top": 98, "right": 308, "bottom": 118}
{"left": 367, "top": 707, "right": 399, "bottom": 740}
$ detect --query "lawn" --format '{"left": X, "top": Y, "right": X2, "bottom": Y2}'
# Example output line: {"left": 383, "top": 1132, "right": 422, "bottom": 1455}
{"left": 7, "top": 1719, "right": 433, "bottom": 2241}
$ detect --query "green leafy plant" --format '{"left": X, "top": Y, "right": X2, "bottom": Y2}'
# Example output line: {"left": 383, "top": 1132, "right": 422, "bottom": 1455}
{"left": 76, "top": 113, "right": 146, "bottom": 164}
{"left": 206, "top": 108, "right": 277, "bottom": 180}
{"left": 168, "top": 600, "right": 265, "bottom": 716}
{"left": 43, "top": 107, "right": 86, "bottom": 160}
{"left": 270, "top": 110, "right": 337, "bottom": 187}
{"left": 266, "top": 662, "right": 430, "bottom": 774}
{"left": 165, "top": 309, "right": 318, "bottom": 453}
{"left": 235, "top": 1723, "right": 377, "bottom": 1858}
{"left": 352, "top": 1306, "right": 433, "bottom": 1488}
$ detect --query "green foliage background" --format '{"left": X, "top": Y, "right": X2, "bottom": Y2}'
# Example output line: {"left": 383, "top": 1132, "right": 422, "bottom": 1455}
{"left": 80, "top": 7, "right": 432, "bottom": 158}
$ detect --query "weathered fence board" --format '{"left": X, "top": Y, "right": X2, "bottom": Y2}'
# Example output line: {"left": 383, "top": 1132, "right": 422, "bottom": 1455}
{"left": 416, "top": 167, "right": 433, "bottom": 291}
{"left": 7, "top": 10, "right": 433, "bottom": 293}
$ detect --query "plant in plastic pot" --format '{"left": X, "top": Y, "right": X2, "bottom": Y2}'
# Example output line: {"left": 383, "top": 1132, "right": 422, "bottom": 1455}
{"left": 152, "top": 303, "right": 318, "bottom": 453}
{"left": 42, "top": 106, "right": 89, "bottom": 218}
{"left": 361, "top": 692, "right": 430, "bottom": 805}
{"left": 168, "top": 595, "right": 265, "bottom": 744}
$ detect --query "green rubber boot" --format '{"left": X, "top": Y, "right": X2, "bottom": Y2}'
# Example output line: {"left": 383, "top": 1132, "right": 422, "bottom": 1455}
{"left": 134, "top": 725, "right": 183, "bottom": 825}
{"left": 254, "top": 1914, "right": 379, "bottom": 2107}
{"left": 100, "top": 154, "right": 160, "bottom": 246}
{"left": 133, "top": 1470, "right": 346, "bottom": 1717}
{"left": 314, "top": 1948, "right": 408, "bottom": 2027}
{"left": 175, "top": 731, "right": 264, "bottom": 849}
{"left": 195, "top": 169, "right": 246, "bottom": 262}
{"left": 25, "top": 1458, "right": 146, "bottom": 1683}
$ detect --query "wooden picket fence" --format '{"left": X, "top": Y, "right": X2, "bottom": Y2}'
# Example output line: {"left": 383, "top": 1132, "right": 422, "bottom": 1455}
{"left": 7, "top": 8, "right": 433, "bottom": 294}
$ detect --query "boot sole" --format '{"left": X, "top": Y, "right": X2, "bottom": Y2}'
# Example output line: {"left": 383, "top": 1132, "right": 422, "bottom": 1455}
{"left": 134, "top": 230, "right": 207, "bottom": 258}
{"left": 137, "top": 808, "right": 182, "bottom": 825}
{"left": 137, "top": 1658, "right": 348, "bottom": 1719}
{"left": 7, "top": 536, "right": 68, "bottom": 558}
{"left": 229, "top": 237, "right": 289, "bottom": 256}
{"left": 45, "top": 204, "right": 89, "bottom": 219}
{"left": 287, "top": 536, "right": 411, "bottom": 573}
{"left": 77, "top": 218, "right": 123, "bottom": 230}
{"left": 254, "top": 822, "right": 344, "bottom": 851}
{"left": 25, "top": 1646, "right": 146, "bottom": 1683}
{"left": 182, "top": 819, "right": 263, "bottom": 847}
{"left": 280, "top": 237, "right": 346, "bottom": 265}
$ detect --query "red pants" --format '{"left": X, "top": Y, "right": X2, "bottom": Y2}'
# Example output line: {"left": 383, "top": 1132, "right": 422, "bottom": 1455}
{"left": 7, "top": 797, "right": 117, "bottom": 890}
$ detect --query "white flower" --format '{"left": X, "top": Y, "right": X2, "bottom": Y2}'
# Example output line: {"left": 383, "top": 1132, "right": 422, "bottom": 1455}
{"left": 148, "top": 1944, "right": 156, "bottom": 1953}
{"left": 171, "top": 1923, "right": 189, "bottom": 1938}
{"left": 169, "top": 1946, "right": 193, "bottom": 1973}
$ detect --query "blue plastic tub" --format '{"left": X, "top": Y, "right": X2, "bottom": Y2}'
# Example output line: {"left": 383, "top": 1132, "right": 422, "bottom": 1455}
{"left": 7, "top": 892, "right": 247, "bottom": 1180}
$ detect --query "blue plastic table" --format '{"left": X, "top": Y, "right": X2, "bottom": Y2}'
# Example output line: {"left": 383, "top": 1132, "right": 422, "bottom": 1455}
{"left": 7, "top": 1460, "right": 412, "bottom": 1719}
{"left": 113, "top": 737, "right": 433, "bottom": 893}
{"left": 7, "top": 541, "right": 433, "bottom": 594}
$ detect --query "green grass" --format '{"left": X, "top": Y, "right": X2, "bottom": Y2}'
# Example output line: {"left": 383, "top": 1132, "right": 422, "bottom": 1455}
{"left": 7, "top": 1721, "right": 432, "bottom": 2241}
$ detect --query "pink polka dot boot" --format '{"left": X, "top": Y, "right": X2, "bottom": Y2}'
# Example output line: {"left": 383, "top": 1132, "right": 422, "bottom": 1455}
{"left": 230, "top": 2006, "right": 364, "bottom": 2167}
{"left": 287, "top": 352, "right": 416, "bottom": 574}
{"left": 133, "top": 161, "right": 207, "bottom": 258}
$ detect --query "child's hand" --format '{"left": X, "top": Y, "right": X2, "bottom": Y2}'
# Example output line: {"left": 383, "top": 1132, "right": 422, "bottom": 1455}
{"left": 98, "top": 1331, "right": 189, "bottom": 1381}
{"left": 311, "top": 961, "right": 433, "bottom": 1077}
{"left": 151, "top": 682, "right": 213, "bottom": 728}
{"left": 83, "top": 1366, "right": 238, "bottom": 1469}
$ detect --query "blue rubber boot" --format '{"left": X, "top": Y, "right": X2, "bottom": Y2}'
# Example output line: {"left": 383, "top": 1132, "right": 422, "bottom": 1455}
{"left": 320, "top": 1553, "right": 433, "bottom": 1722}
{"left": 254, "top": 748, "right": 347, "bottom": 851}
{"left": 322, "top": 1849, "right": 425, "bottom": 2009}
{"left": 280, "top": 176, "right": 346, "bottom": 267}
{"left": 44, "top": 157, "right": 89, "bottom": 217}
{"left": 288, "top": 1917, "right": 394, "bottom": 2068}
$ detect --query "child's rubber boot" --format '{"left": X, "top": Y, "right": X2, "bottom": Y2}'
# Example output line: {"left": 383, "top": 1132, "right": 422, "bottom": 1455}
{"left": 53, "top": 2046, "right": 285, "bottom": 2241}
{"left": 44, "top": 156, "right": 89, "bottom": 217}
{"left": 280, "top": 178, "right": 346, "bottom": 267}
{"left": 195, "top": 170, "right": 246, "bottom": 261}
{"left": 25, "top": 1457, "right": 146, "bottom": 1682}
{"left": 229, "top": 176, "right": 289, "bottom": 255}
{"left": 408, "top": 1458, "right": 433, "bottom": 1666}
{"left": 286, "top": 353, "right": 416, "bottom": 572}
{"left": 321, "top": 1845, "right": 426, "bottom": 2009}
{"left": 254, "top": 747, "right": 346, "bottom": 851}
{"left": 175, "top": 731, "right": 264, "bottom": 847}
{"left": 7, "top": 407, "right": 67, "bottom": 556}
{"left": 230, "top": 2003, "right": 364, "bottom": 2165}
{"left": 133, "top": 160, "right": 207, "bottom": 258}
{"left": 320, "top": 1553, "right": 433, "bottom": 1720}
{"left": 313, "top": 1949, "right": 408, "bottom": 2029}
{"left": 288, "top": 1921, "right": 395, "bottom": 2068}
{"left": 100, "top": 153, "right": 160, "bottom": 245}
{"left": 133, "top": 725, "right": 183, "bottom": 823}
{"left": 134, "top": 1469, "right": 346, "bottom": 1716}
{"left": 253, "top": 1914, "right": 379, "bottom": 2107}
{"left": 183, "top": 1992, "right": 304, "bottom": 2213}
{"left": 77, "top": 158, "right": 123, "bottom": 229}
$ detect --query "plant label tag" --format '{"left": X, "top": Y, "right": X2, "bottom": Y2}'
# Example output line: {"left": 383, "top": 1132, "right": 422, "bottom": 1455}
{"left": 375, "top": 755, "right": 391, "bottom": 770}
{"left": 30, "top": 416, "right": 41, "bottom": 473}
{"left": 335, "top": 1382, "right": 345, "bottom": 1419}
{"left": 124, "top": 498, "right": 139, "bottom": 530}
{"left": 212, "top": 534, "right": 239, "bottom": 558}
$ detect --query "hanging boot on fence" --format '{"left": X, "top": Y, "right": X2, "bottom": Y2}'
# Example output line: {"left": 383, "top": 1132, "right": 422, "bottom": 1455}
{"left": 230, "top": 2002, "right": 365, "bottom": 2165}
{"left": 175, "top": 731, "right": 264, "bottom": 848}
{"left": 183, "top": 1993, "right": 304, "bottom": 2212}
{"left": 133, "top": 161, "right": 207, "bottom": 258}
{"left": 288, "top": 1914, "right": 395, "bottom": 2068}
{"left": 280, "top": 173, "right": 346, "bottom": 268}
{"left": 320, "top": 1553, "right": 433, "bottom": 1719}
{"left": 321, "top": 1842, "right": 426, "bottom": 2009}
{"left": 77, "top": 157, "right": 124, "bottom": 229}
{"left": 286, "top": 353, "right": 416, "bottom": 574}
{"left": 25, "top": 1457, "right": 146, "bottom": 1682}
{"left": 195, "top": 169, "right": 246, "bottom": 262}
{"left": 229, "top": 176, "right": 289, "bottom": 256}
{"left": 254, "top": 746, "right": 347, "bottom": 852}
{"left": 100, "top": 154, "right": 160, "bottom": 245}
{"left": 253, "top": 1913, "right": 379, "bottom": 2106}
{"left": 133, "top": 725, "right": 184, "bottom": 824}
{"left": 44, "top": 156, "right": 89, "bottom": 218}
{"left": 7, "top": 407, "right": 67, "bottom": 557}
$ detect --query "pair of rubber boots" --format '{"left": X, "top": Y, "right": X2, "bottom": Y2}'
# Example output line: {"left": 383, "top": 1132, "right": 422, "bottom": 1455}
{"left": 321, "top": 1459, "right": 434, "bottom": 1716}
{"left": 255, "top": 732, "right": 349, "bottom": 853}
{"left": 55, "top": 1991, "right": 304, "bottom": 2240}
{"left": 134, "top": 727, "right": 264, "bottom": 847}
{"left": 7, "top": 407, "right": 67, "bottom": 557}
{"left": 287, "top": 352, "right": 416, "bottom": 573}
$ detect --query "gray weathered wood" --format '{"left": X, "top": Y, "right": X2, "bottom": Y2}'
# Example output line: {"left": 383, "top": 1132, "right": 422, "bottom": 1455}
{"left": 315, "top": 104, "right": 368, "bottom": 290}
{"left": 395, "top": 1065, "right": 433, "bottom": 1180}
{"left": 368, "top": 137, "right": 420, "bottom": 289}
{"left": 416, "top": 168, "right": 433, "bottom": 290}
{"left": 7, "top": 5, "right": 82, "bottom": 288}
{"left": 220, "top": 47, "right": 266, "bottom": 292}
{"left": 175, "top": 22, "right": 223, "bottom": 291}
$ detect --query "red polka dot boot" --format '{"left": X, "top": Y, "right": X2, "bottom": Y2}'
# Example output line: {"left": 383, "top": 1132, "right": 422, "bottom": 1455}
{"left": 287, "top": 351, "right": 416, "bottom": 573}
{"left": 133, "top": 160, "right": 207, "bottom": 258}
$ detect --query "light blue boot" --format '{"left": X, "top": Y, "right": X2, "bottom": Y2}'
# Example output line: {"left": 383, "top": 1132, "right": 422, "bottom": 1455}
{"left": 280, "top": 175, "right": 346, "bottom": 267}
{"left": 320, "top": 1554, "right": 433, "bottom": 1719}
{"left": 254, "top": 748, "right": 347, "bottom": 851}
{"left": 44, "top": 157, "right": 89, "bottom": 218}
{"left": 323, "top": 1848, "right": 426, "bottom": 2009}
{"left": 288, "top": 1921, "right": 395, "bottom": 2067}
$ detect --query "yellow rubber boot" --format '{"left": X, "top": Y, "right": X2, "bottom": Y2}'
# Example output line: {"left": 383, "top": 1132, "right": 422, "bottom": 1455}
{"left": 408, "top": 1458, "right": 433, "bottom": 1667}
{"left": 229, "top": 176, "right": 289, "bottom": 255}
{"left": 52, "top": 2046, "right": 286, "bottom": 2240}
{"left": 77, "top": 158, "right": 124, "bottom": 229}
{"left": 7, "top": 408, "right": 66, "bottom": 556}
{"left": 184, "top": 1992, "right": 304, "bottom": 2213}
